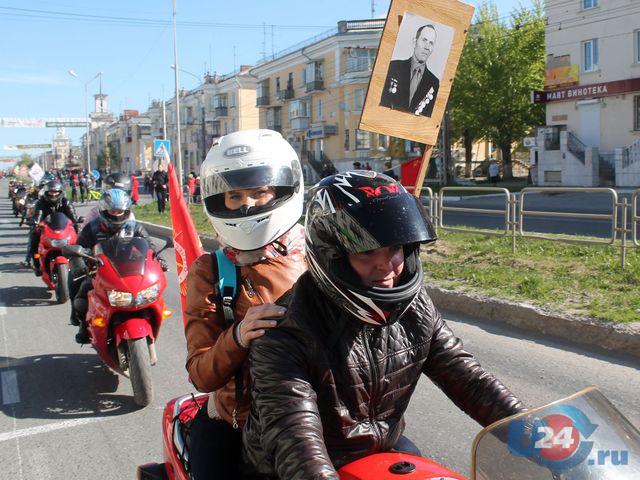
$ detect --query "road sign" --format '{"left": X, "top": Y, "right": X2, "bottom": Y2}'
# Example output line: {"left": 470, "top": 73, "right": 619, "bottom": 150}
{"left": 154, "top": 139, "right": 171, "bottom": 159}
{"left": 28, "top": 163, "right": 44, "bottom": 183}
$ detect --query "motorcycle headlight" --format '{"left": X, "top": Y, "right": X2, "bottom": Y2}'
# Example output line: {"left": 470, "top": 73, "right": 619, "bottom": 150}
{"left": 108, "top": 290, "right": 133, "bottom": 307}
{"left": 50, "top": 238, "right": 69, "bottom": 247}
{"left": 135, "top": 283, "right": 159, "bottom": 306}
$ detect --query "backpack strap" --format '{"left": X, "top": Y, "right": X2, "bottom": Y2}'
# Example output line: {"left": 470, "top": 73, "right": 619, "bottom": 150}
{"left": 214, "top": 249, "right": 237, "bottom": 327}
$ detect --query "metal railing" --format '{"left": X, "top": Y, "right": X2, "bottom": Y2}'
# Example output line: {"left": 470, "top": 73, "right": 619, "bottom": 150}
{"left": 567, "top": 131, "right": 586, "bottom": 164}
{"left": 430, "top": 187, "right": 639, "bottom": 270}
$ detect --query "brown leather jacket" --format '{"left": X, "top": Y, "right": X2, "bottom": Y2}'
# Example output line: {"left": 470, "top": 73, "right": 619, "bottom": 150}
{"left": 184, "top": 252, "right": 306, "bottom": 427}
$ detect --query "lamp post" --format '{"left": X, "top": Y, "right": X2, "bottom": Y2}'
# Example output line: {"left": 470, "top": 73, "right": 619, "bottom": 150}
{"left": 170, "top": 65, "right": 204, "bottom": 176}
{"left": 68, "top": 70, "right": 102, "bottom": 172}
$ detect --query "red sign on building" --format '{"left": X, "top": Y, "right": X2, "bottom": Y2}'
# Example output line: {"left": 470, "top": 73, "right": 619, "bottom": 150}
{"left": 533, "top": 78, "right": 640, "bottom": 104}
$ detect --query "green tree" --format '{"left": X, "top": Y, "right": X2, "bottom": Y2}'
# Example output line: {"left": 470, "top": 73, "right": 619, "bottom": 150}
{"left": 16, "top": 153, "right": 33, "bottom": 168}
{"left": 449, "top": 1, "right": 545, "bottom": 179}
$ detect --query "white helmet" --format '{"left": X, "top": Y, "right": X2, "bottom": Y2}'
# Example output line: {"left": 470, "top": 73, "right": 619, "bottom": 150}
{"left": 200, "top": 129, "right": 304, "bottom": 251}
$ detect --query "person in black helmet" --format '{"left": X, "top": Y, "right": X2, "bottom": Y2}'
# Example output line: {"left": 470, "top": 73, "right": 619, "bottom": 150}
{"left": 23, "top": 180, "right": 78, "bottom": 274}
{"left": 242, "top": 171, "right": 525, "bottom": 479}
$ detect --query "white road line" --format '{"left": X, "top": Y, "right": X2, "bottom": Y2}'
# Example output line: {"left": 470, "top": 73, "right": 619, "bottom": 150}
{"left": 0, "top": 417, "right": 110, "bottom": 443}
{"left": 1, "top": 370, "right": 20, "bottom": 405}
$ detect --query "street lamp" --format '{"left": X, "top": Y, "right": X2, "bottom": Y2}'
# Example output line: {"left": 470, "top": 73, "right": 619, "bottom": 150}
{"left": 68, "top": 69, "right": 102, "bottom": 172}
{"left": 170, "top": 65, "right": 200, "bottom": 83}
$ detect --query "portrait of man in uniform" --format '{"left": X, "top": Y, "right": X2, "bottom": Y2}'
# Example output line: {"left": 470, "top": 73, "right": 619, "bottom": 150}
{"left": 379, "top": 13, "right": 454, "bottom": 118}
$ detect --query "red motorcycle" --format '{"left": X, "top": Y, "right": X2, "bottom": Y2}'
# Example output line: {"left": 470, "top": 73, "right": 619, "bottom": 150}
{"left": 63, "top": 234, "right": 173, "bottom": 406}
{"left": 137, "top": 388, "right": 640, "bottom": 479}
{"left": 34, "top": 212, "right": 80, "bottom": 303}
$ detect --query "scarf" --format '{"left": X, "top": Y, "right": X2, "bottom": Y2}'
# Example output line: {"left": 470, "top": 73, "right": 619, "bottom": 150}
{"left": 218, "top": 223, "right": 306, "bottom": 266}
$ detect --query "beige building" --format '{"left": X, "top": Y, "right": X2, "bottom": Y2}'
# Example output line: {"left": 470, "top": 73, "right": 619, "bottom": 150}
{"left": 101, "top": 110, "right": 153, "bottom": 174}
{"left": 155, "top": 68, "right": 258, "bottom": 177}
{"left": 533, "top": 0, "right": 640, "bottom": 187}
{"left": 250, "top": 19, "right": 388, "bottom": 182}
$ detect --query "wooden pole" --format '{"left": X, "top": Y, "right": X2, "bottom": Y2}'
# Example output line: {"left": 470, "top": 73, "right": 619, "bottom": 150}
{"left": 412, "top": 145, "right": 433, "bottom": 198}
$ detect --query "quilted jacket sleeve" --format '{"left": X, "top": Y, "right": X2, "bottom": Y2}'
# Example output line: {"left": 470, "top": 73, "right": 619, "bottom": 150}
{"left": 249, "top": 328, "right": 339, "bottom": 480}
{"left": 184, "top": 254, "right": 248, "bottom": 392}
{"left": 422, "top": 299, "right": 526, "bottom": 427}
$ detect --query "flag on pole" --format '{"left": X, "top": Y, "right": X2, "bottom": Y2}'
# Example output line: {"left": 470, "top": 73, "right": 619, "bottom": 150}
{"left": 163, "top": 145, "right": 204, "bottom": 326}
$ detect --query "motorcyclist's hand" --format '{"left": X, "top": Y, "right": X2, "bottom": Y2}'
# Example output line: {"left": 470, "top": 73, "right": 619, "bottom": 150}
{"left": 235, "top": 304, "right": 286, "bottom": 348}
{"left": 158, "top": 256, "right": 169, "bottom": 271}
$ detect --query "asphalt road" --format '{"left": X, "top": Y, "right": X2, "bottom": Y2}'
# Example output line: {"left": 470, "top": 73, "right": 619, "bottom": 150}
{"left": 438, "top": 190, "right": 638, "bottom": 239}
{"left": 0, "top": 180, "right": 638, "bottom": 479}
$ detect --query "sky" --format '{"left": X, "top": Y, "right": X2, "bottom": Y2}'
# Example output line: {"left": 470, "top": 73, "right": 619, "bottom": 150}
{"left": 0, "top": 0, "right": 526, "bottom": 161}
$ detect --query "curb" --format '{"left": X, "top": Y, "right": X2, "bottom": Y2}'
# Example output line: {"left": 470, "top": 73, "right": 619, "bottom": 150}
{"left": 138, "top": 220, "right": 220, "bottom": 250}
{"left": 426, "top": 286, "right": 640, "bottom": 359}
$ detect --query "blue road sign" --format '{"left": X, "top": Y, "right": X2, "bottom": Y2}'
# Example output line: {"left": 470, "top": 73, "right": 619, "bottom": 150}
{"left": 153, "top": 139, "right": 171, "bottom": 159}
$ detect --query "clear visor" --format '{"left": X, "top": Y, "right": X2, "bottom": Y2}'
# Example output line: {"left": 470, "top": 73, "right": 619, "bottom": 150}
{"left": 201, "top": 164, "right": 296, "bottom": 198}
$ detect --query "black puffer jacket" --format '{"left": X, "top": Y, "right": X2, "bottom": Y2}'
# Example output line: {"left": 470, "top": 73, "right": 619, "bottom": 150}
{"left": 243, "top": 272, "right": 525, "bottom": 479}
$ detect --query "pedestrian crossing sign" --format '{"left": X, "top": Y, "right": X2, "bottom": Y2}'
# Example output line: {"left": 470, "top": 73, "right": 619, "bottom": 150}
{"left": 153, "top": 139, "right": 171, "bottom": 159}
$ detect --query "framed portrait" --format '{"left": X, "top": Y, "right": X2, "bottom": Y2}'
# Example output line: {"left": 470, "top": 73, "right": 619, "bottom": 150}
{"left": 359, "top": 0, "right": 474, "bottom": 146}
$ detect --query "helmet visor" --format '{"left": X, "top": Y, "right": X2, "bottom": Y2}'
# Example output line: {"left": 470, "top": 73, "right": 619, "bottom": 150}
{"left": 46, "top": 190, "right": 62, "bottom": 201}
{"left": 322, "top": 194, "right": 437, "bottom": 256}
{"left": 202, "top": 164, "right": 300, "bottom": 218}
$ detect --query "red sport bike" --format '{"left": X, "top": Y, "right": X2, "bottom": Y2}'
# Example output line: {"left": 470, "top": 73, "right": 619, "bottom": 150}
{"left": 63, "top": 232, "right": 173, "bottom": 406}
{"left": 137, "top": 388, "right": 640, "bottom": 479}
{"left": 34, "top": 212, "right": 80, "bottom": 303}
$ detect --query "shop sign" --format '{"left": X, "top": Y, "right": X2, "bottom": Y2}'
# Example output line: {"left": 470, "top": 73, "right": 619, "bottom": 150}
{"left": 533, "top": 78, "right": 640, "bottom": 104}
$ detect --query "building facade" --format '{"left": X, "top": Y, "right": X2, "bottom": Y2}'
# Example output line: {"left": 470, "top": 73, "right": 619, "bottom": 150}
{"left": 533, "top": 0, "right": 640, "bottom": 187}
{"left": 250, "top": 19, "right": 391, "bottom": 182}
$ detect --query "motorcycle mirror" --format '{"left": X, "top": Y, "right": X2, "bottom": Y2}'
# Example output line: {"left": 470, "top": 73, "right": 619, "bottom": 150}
{"left": 156, "top": 237, "right": 174, "bottom": 256}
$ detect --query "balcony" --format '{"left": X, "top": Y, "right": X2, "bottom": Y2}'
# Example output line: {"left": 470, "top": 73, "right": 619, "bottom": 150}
{"left": 290, "top": 117, "right": 309, "bottom": 131}
{"left": 256, "top": 96, "right": 270, "bottom": 107}
{"left": 214, "top": 106, "right": 228, "bottom": 118}
{"left": 305, "top": 80, "right": 324, "bottom": 93}
{"left": 276, "top": 88, "right": 294, "bottom": 101}
{"left": 266, "top": 124, "right": 282, "bottom": 133}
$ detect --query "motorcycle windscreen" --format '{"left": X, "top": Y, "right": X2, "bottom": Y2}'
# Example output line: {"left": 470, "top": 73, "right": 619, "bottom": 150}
{"left": 99, "top": 237, "right": 149, "bottom": 277}
{"left": 46, "top": 212, "right": 70, "bottom": 231}
{"left": 471, "top": 387, "right": 640, "bottom": 479}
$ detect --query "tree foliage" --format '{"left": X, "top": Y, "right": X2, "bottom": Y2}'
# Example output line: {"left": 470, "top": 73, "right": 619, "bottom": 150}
{"left": 449, "top": 1, "right": 545, "bottom": 178}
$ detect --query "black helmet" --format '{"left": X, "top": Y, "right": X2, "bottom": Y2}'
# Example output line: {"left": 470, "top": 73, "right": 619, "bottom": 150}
{"left": 43, "top": 180, "right": 65, "bottom": 206}
{"left": 103, "top": 173, "right": 132, "bottom": 193}
{"left": 305, "top": 171, "right": 437, "bottom": 326}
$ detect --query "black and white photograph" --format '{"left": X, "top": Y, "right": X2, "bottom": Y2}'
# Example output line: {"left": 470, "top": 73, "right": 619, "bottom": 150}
{"left": 379, "top": 12, "right": 454, "bottom": 117}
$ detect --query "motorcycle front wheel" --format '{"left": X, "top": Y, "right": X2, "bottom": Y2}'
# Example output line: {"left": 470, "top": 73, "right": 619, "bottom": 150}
{"left": 54, "top": 263, "right": 69, "bottom": 304}
{"left": 128, "top": 337, "right": 153, "bottom": 407}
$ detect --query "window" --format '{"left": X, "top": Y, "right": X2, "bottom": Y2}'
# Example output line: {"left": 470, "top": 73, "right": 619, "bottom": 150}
{"left": 634, "top": 96, "right": 640, "bottom": 131}
{"left": 317, "top": 98, "right": 323, "bottom": 120}
{"left": 257, "top": 80, "right": 269, "bottom": 98}
{"left": 378, "top": 134, "right": 388, "bottom": 149}
{"left": 305, "top": 61, "right": 324, "bottom": 82}
{"left": 344, "top": 129, "right": 350, "bottom": 151}
{"left": 266, "top": 107, "right": 282, "bottom": 128}
{"left": 582, "top": 0, "right": 597, "bottom": 9}
{"left": 229, "top": 93, "right": 237, "bottom": 108}
{"left": 355, "top": 129, "right": 370, "bottom": 150}
{"left": 213, "top": 94, "right": 228, "bottom": 108}
{"left": 289, "top": 99, "right": 309, "bottom": 119}
{"left": 346, "top": 48, "right": 377, "bottom": 73}
{"left": 287, "top": 73, "right": 294, "bottom": 90}
{"left": 276, "top": 77, "right": 281, "bottom": 92}
{"left": 353, "top": 88, "right": 366, "bottom": 111}
{"left": 582, "top": 39, "right": 599, "bottom": 72}
{"left": 636, "top": 30, "right": 640, "bottom": 63}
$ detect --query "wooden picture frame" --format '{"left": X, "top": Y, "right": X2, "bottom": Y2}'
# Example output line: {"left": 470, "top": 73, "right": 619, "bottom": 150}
{"left": 359, "top": 0, "right": 474, "bottom": 146}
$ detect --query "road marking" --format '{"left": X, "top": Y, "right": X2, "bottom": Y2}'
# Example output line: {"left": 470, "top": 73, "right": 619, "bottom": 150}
{"left": 1, "top": 370, "right": 19, "bottom": 405}
{"left": 0, "top": 417, "right": 110, "bottom": 443}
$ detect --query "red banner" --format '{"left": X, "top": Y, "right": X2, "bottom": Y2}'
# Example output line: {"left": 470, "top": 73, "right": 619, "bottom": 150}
{"left": 167, "top": 160, "right": 204, "bottom": 326}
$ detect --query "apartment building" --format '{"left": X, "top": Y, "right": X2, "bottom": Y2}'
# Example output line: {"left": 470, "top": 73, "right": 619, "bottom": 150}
{"left": 99, "top": 109, "right": 153, "bottom": 174}
{"left": 533, "top": 0, "right": 640, "bottom": 186}
{"left": 250, "top": 19, "right": 389, "bottom": 181}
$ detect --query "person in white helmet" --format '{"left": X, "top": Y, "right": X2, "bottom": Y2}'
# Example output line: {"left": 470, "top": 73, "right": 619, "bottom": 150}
{"left": 183, "top": 129, "right": 307, "bottom": 479}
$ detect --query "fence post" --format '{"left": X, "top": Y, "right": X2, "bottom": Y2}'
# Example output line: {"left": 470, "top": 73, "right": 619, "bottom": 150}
{"left": 621, "top": 198, "right": 628, "bottom": 270}
{"left": 510, "top": 193, "right": 517, "bottom": 254}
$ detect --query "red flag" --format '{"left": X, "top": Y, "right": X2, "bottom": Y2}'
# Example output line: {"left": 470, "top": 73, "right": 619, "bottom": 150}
{"left": 166, "top": 153, "right": 204, "bottom": 326}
